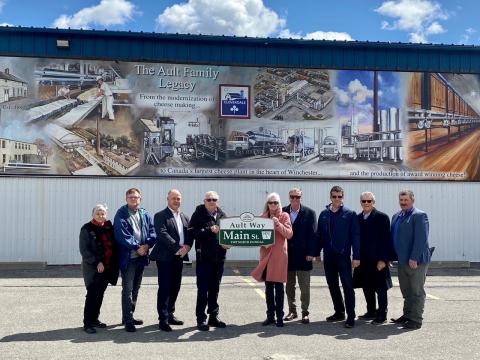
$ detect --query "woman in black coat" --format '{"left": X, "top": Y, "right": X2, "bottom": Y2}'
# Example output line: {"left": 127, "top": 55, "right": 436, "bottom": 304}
{"left": 79, "top": 204, "right": 119, "bottom": 334}
{"left": 353, "top": 192, "right": 393, "bottom": 324}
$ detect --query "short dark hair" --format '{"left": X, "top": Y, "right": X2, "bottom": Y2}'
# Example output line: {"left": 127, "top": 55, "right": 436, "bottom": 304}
{"left": 126, "top": 188, "right": 141, "bottom": 197}
{"left": 330, "top": 185, "right": 344, "bottom": 196}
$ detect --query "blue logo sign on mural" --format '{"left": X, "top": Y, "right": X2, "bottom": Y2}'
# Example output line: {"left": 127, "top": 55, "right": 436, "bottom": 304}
{"left": 219, "top": 84, "right": 250, "bottom": 118}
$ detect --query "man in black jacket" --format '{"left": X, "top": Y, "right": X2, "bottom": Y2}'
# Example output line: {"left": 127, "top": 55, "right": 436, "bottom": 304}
{"left": 151, "top": 189, "right": 192, "bottom": 332}
{"left": 317, "top": 185, "right": 360, "bottom": 328}
{"left": 353, "top": 191, "right": 393, "bottom": 325}
{"left": 188, "top": 191, "right": 229, "bottom": 331}
{"left": 282, "top": 188, "right": 317, "bottom": 324}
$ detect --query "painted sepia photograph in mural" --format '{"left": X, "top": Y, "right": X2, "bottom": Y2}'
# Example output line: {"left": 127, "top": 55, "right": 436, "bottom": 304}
{"left": 0, "top": 56, "right": 478, "bottom": 180}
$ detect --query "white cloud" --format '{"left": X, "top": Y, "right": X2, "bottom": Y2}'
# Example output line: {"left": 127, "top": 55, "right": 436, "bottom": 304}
{"left": 333, "top": 87, "right": 350, "bottom": 106}
{"left": 53, "top": 0, "right": 136, "bottom": 29}
{"left": 376, "top": 0, "right": 448, "bottom": 43}
{"left": 278, "top": 29, "right": 353, "bottom": 41}
{"left": 0, "top": 22, "right": 13, "bottom": 27}
{"left": 157, "top": 0, "right": 285, "bottom": 37}
{"left": 459, "top": 27, "right": 476, "bottom": 44}
{"left": 348, "top": 79, "right": 373, "bottom": 104}
{"left": 0, "top": 1, "right": 5, "bottom": 13}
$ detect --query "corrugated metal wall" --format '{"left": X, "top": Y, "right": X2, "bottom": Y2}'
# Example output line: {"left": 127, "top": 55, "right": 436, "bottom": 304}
{"left": 1, "top": 176, "right": 478, "bottom": 264}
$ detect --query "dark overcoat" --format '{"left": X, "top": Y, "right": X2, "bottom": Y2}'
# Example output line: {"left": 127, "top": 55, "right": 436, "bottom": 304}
{"left": 353, "top": 209, "right": 393, "bottom": 290}
{"left": 79, "top": 220, "right": 119, "bottom": 287}
{"left": 282, "top": 204, "right": 317, "bottom": 271}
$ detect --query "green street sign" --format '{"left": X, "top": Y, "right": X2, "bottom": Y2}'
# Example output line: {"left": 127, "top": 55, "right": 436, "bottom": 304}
{"left": 219, "top": 212, "right": 275, "bottom": 247}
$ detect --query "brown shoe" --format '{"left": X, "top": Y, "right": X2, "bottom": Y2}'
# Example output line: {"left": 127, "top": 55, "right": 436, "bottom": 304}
{"left": 284, "top": 312, "right": 298, "bottom": 321}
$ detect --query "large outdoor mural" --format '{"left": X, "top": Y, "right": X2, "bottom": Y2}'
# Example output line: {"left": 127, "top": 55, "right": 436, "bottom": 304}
{"left": 0, "top": 56, "right": 479, "bottom": 180}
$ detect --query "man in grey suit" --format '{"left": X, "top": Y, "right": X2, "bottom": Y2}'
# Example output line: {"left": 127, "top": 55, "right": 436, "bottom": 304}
{"left": 390, "top": 189, "right": 431, "bottom": 330}
{"left": 151, "top": 189, "right": 192, "bottom": 331}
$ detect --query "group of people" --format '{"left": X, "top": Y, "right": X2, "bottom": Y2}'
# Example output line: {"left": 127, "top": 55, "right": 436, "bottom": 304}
{"left": 79, "top": 186, "right": 431, "bottom": 334}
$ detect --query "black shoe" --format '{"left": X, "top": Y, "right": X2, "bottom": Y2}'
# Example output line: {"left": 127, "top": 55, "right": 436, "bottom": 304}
{"left": 326, "top": 313, "right": 346, "bottom": 322}
{"left": 208, "top": 316, "right": 226, "bottom": 328}
{"left": 358, "top": 312, "right": 376, "bottom": 320}
{"left": 262, "top": 318, "right": 275, "bottom": 326}
{"left": 301, "top": 314, "right": 310, "bottom": 324}
{"left": 345, "top": 317, "right": 355, "bottom": 328}
{"left": 122, "top": 318, "right": 143, "bottom": 326}
{"left": 275, "top": 320, "right": 284, "bottom": 327}
{"left": 284, "top": 311, "right": 298, "bottom": 321}
{"left": 197, "top": 321, "right": 209, "bottom": 331}
{"left": 390, "top": 315, "right": 409, "bottom": 324}
{"left": 168, "top": 316, "right": 184, "bottom": 326}
{"left": 92, "top": 320, "right": 107, "bottom": 328}
{"left": 371, "top": 317, "right": 387, "bottom": 325}
{"left": 125, "top": 323, "right": 136, "bottom": 332}
{"left": 159, "top": 322, "right": 172, "bottom": 332}
{"left": 83, "top": 326, "right": 96, "bottom": 334}
{"left": 402, "top": 320, "right": 422, "bottom": 330}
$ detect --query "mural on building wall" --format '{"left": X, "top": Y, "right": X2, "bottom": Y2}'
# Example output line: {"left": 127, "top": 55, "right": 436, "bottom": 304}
{"left": 0, "top": 56, "right": 479, "bottom": 180}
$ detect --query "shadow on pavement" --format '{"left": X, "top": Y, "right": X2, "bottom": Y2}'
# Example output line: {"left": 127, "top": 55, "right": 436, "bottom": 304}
{"left": 0, "top": 319, "right": 409, "bottom": 344}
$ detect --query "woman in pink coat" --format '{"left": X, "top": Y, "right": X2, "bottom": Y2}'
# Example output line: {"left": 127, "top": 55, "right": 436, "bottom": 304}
{"left": 251, "top": 192, "right": 293, "bottom": 327}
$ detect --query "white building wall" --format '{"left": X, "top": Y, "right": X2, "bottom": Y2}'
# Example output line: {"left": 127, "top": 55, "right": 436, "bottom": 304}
{"left": 0, "top": 176, "right": 478, "bottom": 264}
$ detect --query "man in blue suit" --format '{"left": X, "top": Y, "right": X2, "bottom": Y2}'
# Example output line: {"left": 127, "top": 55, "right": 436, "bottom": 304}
{"left": 151, "top": 189, "right": 192, "bottom": 332}
{"left": 391, "top": 189, "right": 431, "bottom": 330}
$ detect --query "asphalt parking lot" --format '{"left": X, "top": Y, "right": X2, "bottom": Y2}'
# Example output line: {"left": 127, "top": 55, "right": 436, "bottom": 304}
{"left": 1, "top": 263, "right": 479, "bottom": 360}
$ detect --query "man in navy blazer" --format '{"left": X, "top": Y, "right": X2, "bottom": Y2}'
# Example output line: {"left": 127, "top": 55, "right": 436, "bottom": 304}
{"left": 282, "top": 188, "right": 317, "bottom": 324}
{"left": 391, "top": 189, "right": 431, "bottom": 330}
{"left": 151, "top": 189, "right": 192, "bottom": 331}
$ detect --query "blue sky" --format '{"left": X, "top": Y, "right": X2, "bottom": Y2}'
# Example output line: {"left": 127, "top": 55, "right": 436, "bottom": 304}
{"left": 0, "top": 0, "right": 479, "bottom": 44}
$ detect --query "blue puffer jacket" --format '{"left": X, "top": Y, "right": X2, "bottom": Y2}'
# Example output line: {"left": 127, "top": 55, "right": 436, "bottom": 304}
{"left": 316, "top": 204, "right": 360, "bottom": 260}
{"left": 114, "top": 205, "right": 157, "bottom": 271}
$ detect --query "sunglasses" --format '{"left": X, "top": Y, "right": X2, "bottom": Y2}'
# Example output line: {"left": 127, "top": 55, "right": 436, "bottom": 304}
{"left": 268, "top": 201, "right": 279, "bottom": 205}
{"left": 289, "top": 195, "right": 301, "bottom": 199}
{"left": 205, "top": 198, "right": 218, "bottom": 202}
{"left": 361, "top": 199, "right": 373, "bottom": 203}
{"left": 331, "top": 195, "right": 343, "bottom": 199}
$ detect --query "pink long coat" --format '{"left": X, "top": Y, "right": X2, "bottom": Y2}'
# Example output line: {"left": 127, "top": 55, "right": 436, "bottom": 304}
{"left": 251, "top": 211, "right": 293, "bottom": 283}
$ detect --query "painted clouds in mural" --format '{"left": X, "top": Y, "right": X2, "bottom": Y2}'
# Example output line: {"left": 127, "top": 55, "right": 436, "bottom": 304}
{"left": 0, "top": 56, "right": 478, "bottom": 180}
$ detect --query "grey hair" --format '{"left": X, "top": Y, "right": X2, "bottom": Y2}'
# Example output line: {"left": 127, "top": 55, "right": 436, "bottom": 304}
{"left": 360, "top": 191, "right": 376, "bottom": 202}
{"left": 92, "top": 204, "right": 108, "bottom": 217}
{"left": 263, "top": 192, "right": 282, "bottom": 214}
{"left": 289, "top": 187, "right": 302, "bottom": 196}
{"left": 399, "top": 189, "right": 415, "bottom": 200}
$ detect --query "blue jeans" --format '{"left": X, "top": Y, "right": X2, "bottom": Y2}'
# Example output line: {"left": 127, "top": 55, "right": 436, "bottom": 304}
{"left": 324, "top": 253, "right": 356, "bottom": 318}
{"left": 121, "top": 257, "right": 145, "bottom": 324}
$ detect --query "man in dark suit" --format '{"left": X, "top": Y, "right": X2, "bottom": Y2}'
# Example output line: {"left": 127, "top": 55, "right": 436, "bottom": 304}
{"left": 391, "top": 189, "right": 431, "bottom": 330}
{"left": 353, "top": 191, "right": 393, "bottom": 325}
{"left": 151, "top": 189, "right": 192, "bottom": 332}
{"left": 282, "top": 188, "right": 317, "bottom": 324}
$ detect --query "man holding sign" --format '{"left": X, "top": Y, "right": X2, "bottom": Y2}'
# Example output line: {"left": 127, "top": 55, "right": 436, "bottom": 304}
{"left": 188, "top": 191, "right": 229, "bottom": 331}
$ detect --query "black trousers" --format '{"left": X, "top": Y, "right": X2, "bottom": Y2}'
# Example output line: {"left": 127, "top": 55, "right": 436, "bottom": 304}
{"left": 195, "top": 260, "right": 224, "bottom": 323}
{"left": 156, "top": 258, "right": 184, "bottom": 322}
{"left": 363, "top": 287, "right": 388, "bottom": 318}
{"left": 265, "top": 281, "right": 284, "bottom": 320}
{"left": 324, "top": 254, "right": 356, "bottom": 318}
{"left": 83, "top": 272, "right": 108, "bottom": 327}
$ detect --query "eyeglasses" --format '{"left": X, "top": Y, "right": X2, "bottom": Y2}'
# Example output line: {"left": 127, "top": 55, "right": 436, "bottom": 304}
{"left": 289, "top": 195, "right": 301, "bottom": 199}
{"left": 268, "top": 201, "right": 279, "bottom": 205}
{"left": 361, "top": 199, "right": 373, "bottom": 203}
{"left": 205, "top": 198, "right": 218, "bottom": 202}
{"left": 331, "top": 195, "right": 343, "bottom": 199}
